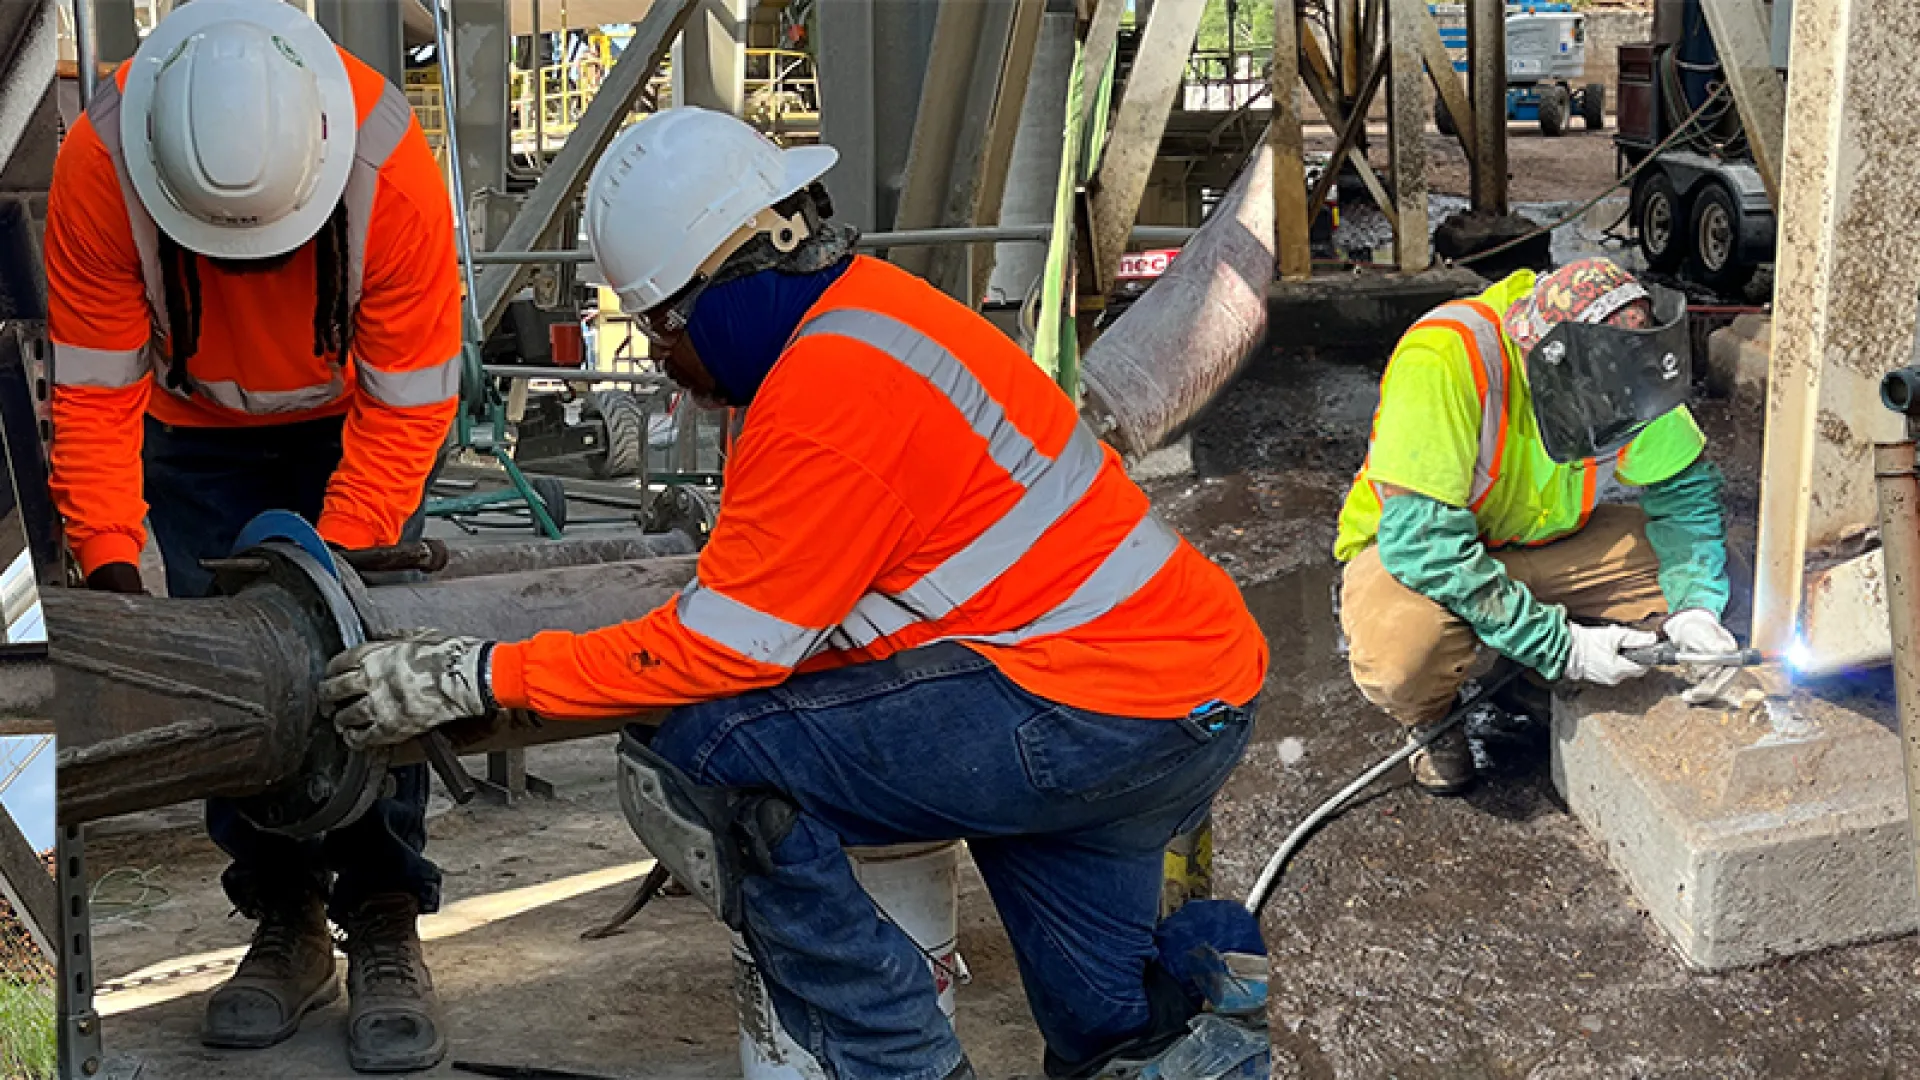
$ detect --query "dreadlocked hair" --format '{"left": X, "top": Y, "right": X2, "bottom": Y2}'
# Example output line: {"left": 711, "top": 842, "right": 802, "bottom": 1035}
{"left": 154, "top": 200, "right": 354, "bottom": 395}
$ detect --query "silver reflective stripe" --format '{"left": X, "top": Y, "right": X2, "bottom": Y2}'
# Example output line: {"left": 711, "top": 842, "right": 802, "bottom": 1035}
{"left": 344, "top": 83, "right": 415, "bottom": 312}
{"left": 359, "top": 353, "right": 460, "bottom": 407}
{"left": 53, "top": 344, "right": 146, "bottom": 388}
{"left": 86, "top": 81, "right": 169, "bottom": 339}
{"left": 965, "top": 512, "right": 1182, "bottom": 645}
{"left": 791, "top": 311, "right": 1107, "bottom": 646}
{"left": 191, "top": 374, "right": 346, "bottom": 416}
{"left": 794, "top": 310, "right": 1054, "bottom": 486}
{"left": 677, "top": 580, "right": 825, "bottom": 669}
{"left": 1420, "top": 302, "right": 1508, "bottom": 507}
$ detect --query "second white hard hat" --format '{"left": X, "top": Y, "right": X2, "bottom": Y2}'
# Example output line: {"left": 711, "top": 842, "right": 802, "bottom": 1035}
{"left": 121, "top": 0, "right": 356, "bottom": 259}
{"left": 584, "top": 107, "right": 839, "bottom": 314}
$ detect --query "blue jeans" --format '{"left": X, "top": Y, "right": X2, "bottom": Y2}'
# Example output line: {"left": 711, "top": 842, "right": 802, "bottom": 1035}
{"left": 648, "top": 642, "right": 1254, "bottom": 1080}
{"left": 142, "top": 415, "right": 442, "bottom": 920}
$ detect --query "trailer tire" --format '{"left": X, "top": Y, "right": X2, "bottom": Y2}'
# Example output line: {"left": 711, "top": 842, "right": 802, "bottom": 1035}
{"left": 1434, "top": 97, "right": 1457, "bottom": 137}
{"left": 1687, "top": 181, "right": 1756, "bottom": 294}
{"left": 1635, "top": 171, "right": 1685, "bottom": 272}
{"left": 529, "top": 476, "right": 569, "bottom": 535}
{"left": 586, "top": 389, "right": 647, "bottom": 479}
{"left": 1582, "top": 83, "right": 1605, "bottom": 130}
{"left": 1538, "top": 85, "right": 1570, "bottom": 137}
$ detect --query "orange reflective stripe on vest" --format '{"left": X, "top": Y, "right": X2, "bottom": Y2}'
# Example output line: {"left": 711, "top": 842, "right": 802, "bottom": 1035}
{"left": 62, "top": 66, "right": 420, "bottom": 413}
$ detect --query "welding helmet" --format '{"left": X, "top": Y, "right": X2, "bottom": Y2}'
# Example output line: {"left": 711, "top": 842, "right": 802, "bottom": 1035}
{"left": 121, "top": 0, "right": 354, "bottom": 260}
{"left": 1525, "top": 282, "right": 1691, "bottom": 464}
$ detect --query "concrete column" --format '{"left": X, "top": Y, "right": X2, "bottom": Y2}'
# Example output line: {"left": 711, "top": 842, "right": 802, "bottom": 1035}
{"left": 672, "top": 0, "right": 749, "bottom": 114}
{"left": 816, "top": 0, "right": 941, "bottom": 234}
{"left": 986, "top": 5, "right": 1074, "bottom": 306}
{"left": 1385, "top": 0, "right": 1429, "bottom": 271}
{"left": 451, "top": 0, "right": 511, "bottom": 206}
{"left": 1270, "top": 7, "right": 1310, "bottom": 279}
{"left": 1466, "top": 0, "right": 1507, "bottom": 214}
{"left": 1751, "top": 0, "right": 1920, "bottom": 654}
{"left": 314, "top": 0, "right": 406, "bottom": 85}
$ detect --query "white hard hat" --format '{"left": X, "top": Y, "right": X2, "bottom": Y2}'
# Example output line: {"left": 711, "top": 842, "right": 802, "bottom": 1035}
{"left": 120, "top": 0, "right": 356, "bottom": 259}
{"left": 584, "top": 107, "right": 838, "bottom": 313}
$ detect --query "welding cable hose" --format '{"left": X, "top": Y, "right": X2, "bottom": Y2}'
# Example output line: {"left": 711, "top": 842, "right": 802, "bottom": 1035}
{"left": 1243, "top": 662, "right": 1524, "bottom": 916}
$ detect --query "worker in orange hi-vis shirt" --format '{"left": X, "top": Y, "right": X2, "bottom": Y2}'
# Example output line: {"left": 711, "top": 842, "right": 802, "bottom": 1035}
{"left": 45, "top": 2, "right": 457, "bottom": 1072}
{"left": 324, "top": 108, "right": 1272, "bottom": 1080}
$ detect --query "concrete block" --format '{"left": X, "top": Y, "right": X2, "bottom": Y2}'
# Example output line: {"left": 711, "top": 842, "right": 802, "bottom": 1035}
{"left": 1706, "top": 313, "right": 1770, "bottom": 404}
{"left": 1552, "top": 678, "right": 1917, "bottom": 971}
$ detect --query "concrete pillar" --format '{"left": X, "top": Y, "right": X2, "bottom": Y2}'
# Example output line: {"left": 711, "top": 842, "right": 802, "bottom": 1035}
{"left": 451, "top": 0, "right": 511, "bottom": 206}
{"left": 314, "top": 0, "right": 406, "bottom": 85}
{"left": 672, "top": 0, "right": 749, "bottom": 114}
{"left": 986, "top": 5, "right": 1074, "bottom": 305}
{"left": 1751, "top": 0, "right": 1920, "bottom": 654}
{"left": 1466, "top": 0, "right": 1507, "bottom": 214}
{"left": 1385, "top": 0, "right": 1429, "bottom": 271}
{"left": 1270, "top": 7, "right": 1310, "bottom": 279}
{"left": 816, "top": 0, "right": 941, "bottom": 234}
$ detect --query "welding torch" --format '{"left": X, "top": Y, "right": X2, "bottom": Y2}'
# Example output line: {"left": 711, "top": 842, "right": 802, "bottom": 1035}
{"left": 1621, "top": 644, "right": 1767, "bottom": 668}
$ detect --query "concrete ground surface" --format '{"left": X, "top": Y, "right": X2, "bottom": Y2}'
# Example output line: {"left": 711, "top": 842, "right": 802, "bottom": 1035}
{"left": 82, "top": 122, "right": 1919, "bottom": 1080}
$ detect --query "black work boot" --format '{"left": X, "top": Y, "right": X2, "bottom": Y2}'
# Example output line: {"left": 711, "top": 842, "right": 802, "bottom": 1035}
{"left": 202, "top": 892, "right": 339, "bottom": 1049}
{"left": 341, "top": 893, "right": 446, "bottom": 1073}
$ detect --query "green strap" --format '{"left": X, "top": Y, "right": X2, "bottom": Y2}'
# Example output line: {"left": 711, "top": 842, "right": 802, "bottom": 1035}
{"left": 1032, "top": 38, "right": 1116, "bottom": 398}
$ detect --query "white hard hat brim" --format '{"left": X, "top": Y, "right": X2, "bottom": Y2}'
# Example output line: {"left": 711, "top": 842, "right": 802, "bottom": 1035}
{"left": 121, "top": 0, "right": 357, "bottom": 260}
{"left": 773, "top": 145, "right": 839, "bottom": 207}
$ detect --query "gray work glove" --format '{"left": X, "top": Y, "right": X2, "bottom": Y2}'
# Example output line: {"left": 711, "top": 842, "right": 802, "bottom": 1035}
{"left": 1663, "top": 608, "right": 1742, "bottom": 706}
{"left": 321, "top": 631, "right": 495, "bottom": 751}
{"left": 1562, "top": 623, "right": 1660, "bottom": 686}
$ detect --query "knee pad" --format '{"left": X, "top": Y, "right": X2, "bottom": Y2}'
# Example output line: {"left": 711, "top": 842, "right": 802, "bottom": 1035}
{"left": 614, "top": 731, "right": 795, "bottom": 931}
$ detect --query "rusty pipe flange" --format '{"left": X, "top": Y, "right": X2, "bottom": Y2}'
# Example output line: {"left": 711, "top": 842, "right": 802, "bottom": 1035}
{"left": 217, "top": 541, "right": 394, "bottom": 838}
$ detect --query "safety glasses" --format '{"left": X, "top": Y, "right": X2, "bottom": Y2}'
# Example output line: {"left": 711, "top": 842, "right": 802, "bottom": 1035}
{"left": 634, "top": 273, "right": 712, "bottom": 352}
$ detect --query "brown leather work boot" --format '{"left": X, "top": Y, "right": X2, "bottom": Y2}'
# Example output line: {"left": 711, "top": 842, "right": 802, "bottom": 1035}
{"left": 1409, "top": 725, "right": 1477, "bottom": 796}
{"left": 202, "top": 892, "right": 339, "bottom": 1049}
{"left": 342, "top": 893, "right": 446, "bottom": 1074}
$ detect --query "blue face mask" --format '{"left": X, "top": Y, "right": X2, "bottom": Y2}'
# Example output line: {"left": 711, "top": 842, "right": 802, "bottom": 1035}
{"left": 684, "top": 261, "right": 852, "bottom": 405}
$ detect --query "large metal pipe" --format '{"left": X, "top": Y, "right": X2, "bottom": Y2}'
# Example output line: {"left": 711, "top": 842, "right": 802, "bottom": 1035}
{"left": 52, "top": 555, "right": 697, "bottom": 824}
{"left": 1079, "top": 133, "right": 1276, "bottom": 458}
{"left": 435, "top": 530, "right": 697, "bottom": 580}
{"left": 1873, "top": 440, "right": 1920, "bottom": 909}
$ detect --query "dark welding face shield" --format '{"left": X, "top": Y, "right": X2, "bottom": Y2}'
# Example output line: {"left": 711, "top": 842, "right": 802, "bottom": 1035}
{"left": 1525, "top": 283, "right": 1691, "bottom": 464}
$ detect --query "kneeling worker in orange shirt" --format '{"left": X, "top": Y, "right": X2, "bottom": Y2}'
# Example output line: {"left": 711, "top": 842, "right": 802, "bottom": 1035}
{"left": 324, "top": 108, "right": 1271, "bottom": 1078}
{"left": 46, "top": 1, "right": 460, "bottom": 1070}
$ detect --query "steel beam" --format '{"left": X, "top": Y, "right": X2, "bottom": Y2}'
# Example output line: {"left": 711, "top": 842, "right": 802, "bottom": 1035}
{"left": 986, "top": 3, "right": 1074, "bottom": 306}
{"left": 1270, "top": 7, "right": 1311, "bottom": 281}
{"left": 0, "top": 1, "right": 53, "bottom": 186}
{"left": 1466, "top": 0, "right": 1508, "bottom": 214}
{"left": 451, "top": 0, "right": 512, "bottom": 206}
{"left": 673, "top": 0, "right": 749, "bottom": 114}
{"left": 1079, "top": 0, "right": 1127, "bottom": 132}
{"left": 0, "top": 800, "right": 51, "bottom": 962}
{"left": 1414, "top": 2, "right": 1473, "bottom": 153}
{"left": 90, "top": 0, "right": 135, "bottom": 66}
{"left": 315, "top": 0, "right": 407, "bottom": 85}
{"left": 1697, "top": 0, "right": 1787, "bottom": 205}
{"left": 469, "top": 0, "right": 699, "bottom": 336}
{"left": 815, "top": 0, "right": 942, "bottom": 235}
{"left": 965, "top": 0, "right": 1049, "bottom": 307}
{"left": 1087, "top": 0, "right": 1208, "bottom": 294}
{"left": 1386, "top": 0, "right": 1430, "bottom": 272}
{"left": 892, "top": 0, "right": 1023, "bottom": 300}
{"left": 1298, "top": 27, "right": 1396, "bottom": 220}
{"left": 1751, "top": 0, "right": 1920, "bottom": 654}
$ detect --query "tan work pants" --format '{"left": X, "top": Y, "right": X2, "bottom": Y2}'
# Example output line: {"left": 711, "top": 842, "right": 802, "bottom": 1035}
{"left": 1340, "top": 505, "right": 1668, "bottom": 727}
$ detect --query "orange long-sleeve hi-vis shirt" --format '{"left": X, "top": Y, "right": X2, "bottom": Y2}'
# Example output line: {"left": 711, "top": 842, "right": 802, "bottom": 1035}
{"left": 46, "top": 49, "right": 461, "bottom": 573}
{"left": 490, "top": 257, "right": 1269, "bottom": 721}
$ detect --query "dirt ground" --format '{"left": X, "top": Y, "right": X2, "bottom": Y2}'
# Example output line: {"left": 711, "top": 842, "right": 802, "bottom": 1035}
{"left": 1304, "top": 120, "right": 1626, "bottom": 205}
{"left": 81, "top": 124, "right": 1918, "bottom": 1080}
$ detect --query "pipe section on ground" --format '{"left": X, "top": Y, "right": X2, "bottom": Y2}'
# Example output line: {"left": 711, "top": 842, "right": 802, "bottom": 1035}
{"left": 51, "top": 554, "right": 697, "bottom": 824}
{"left": 1080, "top": 133, "right": 1275, "bottom": 458}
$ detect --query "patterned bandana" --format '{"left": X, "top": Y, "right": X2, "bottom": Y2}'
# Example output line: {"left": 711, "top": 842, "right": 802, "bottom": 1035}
{"left": 1504, "top": 257, "right": 1651, "bottom": 354}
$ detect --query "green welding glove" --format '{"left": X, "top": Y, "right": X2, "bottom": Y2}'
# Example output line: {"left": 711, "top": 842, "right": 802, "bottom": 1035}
{"left": 320, "top": 631, "right": 497, "bottom": 751}
{"left": 1639, "top": 457, "right": 1731, "bottom": 619}
{"left": 1376, "top": 492, "right": 1574, "bottom": 680}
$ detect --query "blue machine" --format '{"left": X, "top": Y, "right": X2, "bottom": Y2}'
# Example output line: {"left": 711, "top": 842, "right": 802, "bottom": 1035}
{"left": 1432, "top": 3, "right": 1606, "bottom": 138}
